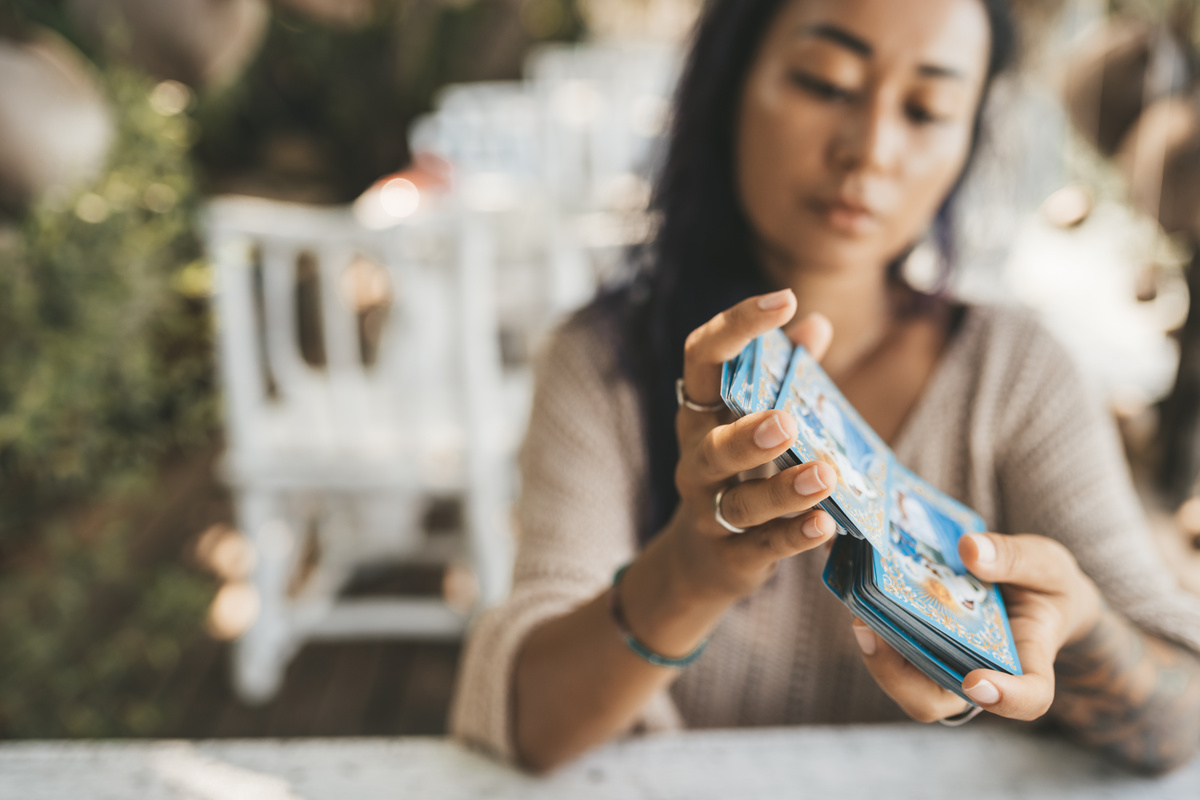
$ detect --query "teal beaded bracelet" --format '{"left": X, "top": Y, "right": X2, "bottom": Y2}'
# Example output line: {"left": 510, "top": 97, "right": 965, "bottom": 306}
{"left": 609, "top": 564, "right": 710, "bottom": 669}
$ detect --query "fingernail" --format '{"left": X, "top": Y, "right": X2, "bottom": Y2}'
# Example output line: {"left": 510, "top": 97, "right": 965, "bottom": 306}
{"left": 794, "top": 464, "right": 827, "bottom": 495}
{"left": 757, "top": 289, "right": 794, "bottom": 311}
{"left": 969, "top": 534, "right": 996, "bottom": 565}
{"left": 754, "top": 415, "right": 790, "bottom": 449}
{"left": 964, "top": 678, "right": 1000, "bottom": 705}
{"left": 801, "top": 516, "right": 828, "bottom": 539}
{"left": 853, "top": 624, "right": 876, "bottom": 656}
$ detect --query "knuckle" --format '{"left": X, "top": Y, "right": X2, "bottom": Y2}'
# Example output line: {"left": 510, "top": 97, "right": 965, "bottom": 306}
{"left": 777, "top": 520, "right": 806, "bottom": 553}
{"left": 698, "top": 434, "right": 721, "bottom": 476}
{"left": 753, "top": 527, "right": 779, "bottom": 556}
{"left": 761, "top": 524, "right": 798, "bottom": 559}
{"left": 683, "top": 328, "right": 705, "bottom": 359}
{"left": 769, "top": 472, "right": 795, "bottom": 509}
{"left": 722, "top": 486, "right": 751, "bottom": 526}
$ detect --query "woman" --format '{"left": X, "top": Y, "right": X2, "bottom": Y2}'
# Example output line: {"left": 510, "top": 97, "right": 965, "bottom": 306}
{"left": 452, "top": 0, "right": 1200, "bottom": 773}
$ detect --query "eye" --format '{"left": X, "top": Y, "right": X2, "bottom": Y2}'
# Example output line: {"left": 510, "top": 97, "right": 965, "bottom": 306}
{"left": 789, "top": 71, "right": 857, "bottom": 104}
{"left": 905, "top": 104, "right": 938, "bottom": 124}
{"left": 905, "top": 103, "right": 953, "bottom": 126}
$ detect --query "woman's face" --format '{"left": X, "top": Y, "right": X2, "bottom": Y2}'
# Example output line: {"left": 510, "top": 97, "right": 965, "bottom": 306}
{"left": 736, "top": 0, "right": 992, "bottom": 280}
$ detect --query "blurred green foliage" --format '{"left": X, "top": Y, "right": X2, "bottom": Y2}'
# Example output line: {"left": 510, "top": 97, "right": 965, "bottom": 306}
{"left": 192, "top": 0, "right": 584, "bottom": 201}
{"left": 0, "top": 67, "right": 217, "bottom": 738}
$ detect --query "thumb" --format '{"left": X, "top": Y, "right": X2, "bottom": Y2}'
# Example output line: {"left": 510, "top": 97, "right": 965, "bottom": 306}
{"left": 958, "top": 532, "right": 1073, "bottom": 593}
{"left": 788, "top": 312, "right": 834, "bottom": 362}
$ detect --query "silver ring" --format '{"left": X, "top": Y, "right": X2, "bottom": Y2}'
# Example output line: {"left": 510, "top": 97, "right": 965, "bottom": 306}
{"left": 937, "top": 705, "right": 983, "bottom": 727}
{"left": 713, "top": 487, "right": 747, "bottom": 534}
{"left": 676, "top": 378, "right": 725, "bottom": 413}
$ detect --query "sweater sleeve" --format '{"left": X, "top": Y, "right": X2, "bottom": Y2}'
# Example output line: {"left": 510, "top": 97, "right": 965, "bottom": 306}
{"left": 449, "top": 313, "right": 683, "bottom": 761}
{"left": 994, "top": 314, "right": 1200, "bottom": 652}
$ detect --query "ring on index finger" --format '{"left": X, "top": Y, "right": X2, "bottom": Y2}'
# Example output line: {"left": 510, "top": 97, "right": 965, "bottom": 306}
{"left": 713, "top": 487, "right": 747, "bottom": 534}
{"left": 676, "top": 378, "right": 725, "bottom": 413}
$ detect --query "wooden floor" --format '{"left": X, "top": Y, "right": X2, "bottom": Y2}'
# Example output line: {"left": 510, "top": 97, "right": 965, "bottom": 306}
{"left": 101, "top": 447, "right": 467, "bottom": 740}
{"left": 163, "top": 638, "right": 462, "bottom": 738}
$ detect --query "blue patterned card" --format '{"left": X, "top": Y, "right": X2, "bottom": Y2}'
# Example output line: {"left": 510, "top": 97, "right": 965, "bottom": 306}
{"left": 773, "top": 344, "right": 889, "bottom": 548}
{"left": 721, "top": 328, "right": 1022, "bottom": 680}
{"left": 874, "top": 463, "right": 1022, "bottom": 673}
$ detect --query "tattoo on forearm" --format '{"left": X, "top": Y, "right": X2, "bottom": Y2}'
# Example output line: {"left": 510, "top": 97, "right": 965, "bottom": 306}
{"left": 1052, "top": 609, "right": 1200, "bottom": 774}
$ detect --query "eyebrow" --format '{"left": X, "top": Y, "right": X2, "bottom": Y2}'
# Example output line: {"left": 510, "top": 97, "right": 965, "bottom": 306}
{"left": 917, "top": 63, "right": 966, "bottom": 80}
{"left": 800, "top": 23, "right": 871, "bottom": 57}
{"left": 797, "top": 23, "right": 968, "bottom": 81}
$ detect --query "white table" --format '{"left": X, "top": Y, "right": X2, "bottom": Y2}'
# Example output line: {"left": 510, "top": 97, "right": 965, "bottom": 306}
{"left": 2, "top": 723, "right": 1198, "bottom": 799}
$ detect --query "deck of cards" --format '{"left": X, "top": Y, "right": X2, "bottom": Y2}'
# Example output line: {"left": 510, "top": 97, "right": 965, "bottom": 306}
{"left": 721, "top": 329, "right": 1021, "bottom": 702}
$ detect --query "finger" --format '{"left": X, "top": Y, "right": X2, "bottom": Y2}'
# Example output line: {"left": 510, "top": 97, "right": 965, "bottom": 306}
{"left": 959, "top": 606, "right": 1059, "bottom": 721}
{"left": 959, "top": 533, "right": 1074, "bottom": 594}
{"left": 721, "top": 508, "right": 837, "bottom": 565}
{"left": 786, "top": 312, "right": 834, "bottom": 362}
{"left": 961, "top": 666, "right": 1056, "bottom": 721}
{"left": 681, "top": 290, "right": 797, "bottom": 409}
{"left": 713, "top": 462, "right": 836, "bottom": 530}
{"left": 682, "top": 410, "right": 797, "bottom": 490}
{"left": 852, "top": 621, "right": 970, "bottom": 723}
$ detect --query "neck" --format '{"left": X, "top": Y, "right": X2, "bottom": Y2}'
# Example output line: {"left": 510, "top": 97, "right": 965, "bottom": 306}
{"left": 776, "top": 261, "right": 898, "bottom": 379}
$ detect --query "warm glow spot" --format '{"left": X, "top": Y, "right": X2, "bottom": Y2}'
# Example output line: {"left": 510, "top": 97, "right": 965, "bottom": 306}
{"left": 143, "top": 182, "right": 178, "bottom": 213}
{"left": 194, "top": 524, "right": 257, "bottom": 581}
{"left": 206, "top": 582, "right": 261, "bottom": 641}
{"left": 1178, "top": 497, "right": 1200, "bottom": 535}
{"left": 1041, "top": 186, "right": 1093, "bottom": 229}
{"left": 149, "top": 80, "right": 193, "bottom": 116}
{"left": 443, "top": 564, "right": 479, "bottom": 614}
{"left": 379, "top": 178, "right": 420, "bottom": 219}
{"left": 74, "top": 193, "right": 110, "bottom": 223}
{"left": 339, "top": 255, "right": 393, "bottom": 312}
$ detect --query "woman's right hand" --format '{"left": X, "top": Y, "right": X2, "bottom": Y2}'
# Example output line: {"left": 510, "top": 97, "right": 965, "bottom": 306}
{"left": 512, "top": 288, "right": 841, "bottom": 771}
{"left": 658, "top": 288, "right": 840, "bottom": 604}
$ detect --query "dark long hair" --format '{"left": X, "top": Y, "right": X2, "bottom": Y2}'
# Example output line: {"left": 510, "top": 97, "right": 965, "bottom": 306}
{"left": 611, "top": 0, "right": 1017, "bottom": 542}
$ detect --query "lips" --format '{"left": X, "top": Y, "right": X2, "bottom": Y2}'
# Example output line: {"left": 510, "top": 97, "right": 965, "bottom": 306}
{"left": 809, "top": 195, "right": 882, "bottom": 236}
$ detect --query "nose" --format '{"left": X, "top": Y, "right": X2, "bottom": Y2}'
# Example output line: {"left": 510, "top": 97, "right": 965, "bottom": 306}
{"left": 829, "top": 92, "right": 904, "bottom": 176}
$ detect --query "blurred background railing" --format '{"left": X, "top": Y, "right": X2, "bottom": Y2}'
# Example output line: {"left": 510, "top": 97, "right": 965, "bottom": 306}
{"left": 1, "top": 0, "right": 1200, "bottom": 740}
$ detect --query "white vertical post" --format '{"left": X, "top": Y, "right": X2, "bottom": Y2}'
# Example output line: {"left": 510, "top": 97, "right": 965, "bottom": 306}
{"left": 455, "top": 209, "right": 514, "bottom": 608}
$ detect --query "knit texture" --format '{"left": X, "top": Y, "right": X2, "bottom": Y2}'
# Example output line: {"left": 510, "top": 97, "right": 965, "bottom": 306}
{"left": 450, "top": 303, "right": 1200, "bottom": 761}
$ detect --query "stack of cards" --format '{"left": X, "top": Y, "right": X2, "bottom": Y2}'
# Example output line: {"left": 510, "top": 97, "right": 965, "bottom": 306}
{"left": 720, "top": 329, "right": 1021, "bottom": 701}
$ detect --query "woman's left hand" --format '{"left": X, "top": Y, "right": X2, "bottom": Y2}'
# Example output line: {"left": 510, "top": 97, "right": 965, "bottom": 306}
{"left": 853, "top": 532, "right": 1105, "bottom": 722}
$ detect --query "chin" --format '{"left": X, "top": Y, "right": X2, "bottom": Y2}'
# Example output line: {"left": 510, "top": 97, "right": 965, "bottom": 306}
{"left": 773, "top": 229, "right": 897, "bottom": 278}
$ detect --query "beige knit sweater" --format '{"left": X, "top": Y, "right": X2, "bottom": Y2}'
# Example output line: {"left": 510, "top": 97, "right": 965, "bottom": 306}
{"left": 450, "top": 303, "right": 1200, "bottom": 761}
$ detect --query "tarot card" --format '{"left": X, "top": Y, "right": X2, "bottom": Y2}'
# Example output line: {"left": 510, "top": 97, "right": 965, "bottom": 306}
{"left": 725, "top": 329, "right": 1023, "bottom": 691}
{"left": 870, "top": 464, "right": 1022, "bottom": 674}
{"left": 748, "top": 327, "right": 794, "bottom": 413}
{"left": 827, "top": 535, "right": 971, "bottom": 697}
{"left": 773, "top": 345, "right": 889, "bottom": 548}
{"left": 721, "top": 337, "right": 758, "bottom": 416}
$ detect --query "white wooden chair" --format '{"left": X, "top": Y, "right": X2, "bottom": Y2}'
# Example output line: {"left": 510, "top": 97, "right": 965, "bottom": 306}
{"left": 202, "top": 42, "right": 684, "bottom": 703}
{"left": 205, "top": 196, "right": 513, "bottom": 703}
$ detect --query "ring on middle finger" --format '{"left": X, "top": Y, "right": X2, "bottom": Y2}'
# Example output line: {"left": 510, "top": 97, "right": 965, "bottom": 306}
{"left": 713, "top": 486, "right": 747, "bottom": 534}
